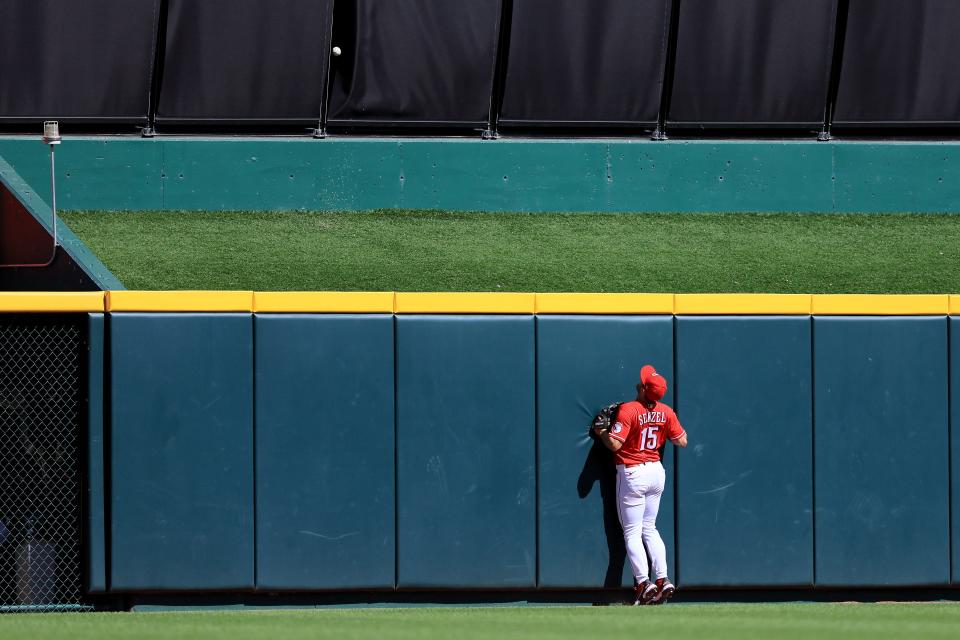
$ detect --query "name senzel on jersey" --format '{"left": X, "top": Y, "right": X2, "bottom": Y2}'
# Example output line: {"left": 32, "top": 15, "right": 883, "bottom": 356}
{"left": 610, "top": 412, "right": 666, "bottom": 438}
{"left": 636, "top": 411, "right": 666, "bottom": 426}
{"left": 610, "top": 410, "right": 669, "bottom": 438}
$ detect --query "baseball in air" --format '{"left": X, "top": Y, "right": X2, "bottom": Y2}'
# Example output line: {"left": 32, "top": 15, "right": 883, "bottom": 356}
{"left": 332, "top": 46, "right": 342, "bottom": 57}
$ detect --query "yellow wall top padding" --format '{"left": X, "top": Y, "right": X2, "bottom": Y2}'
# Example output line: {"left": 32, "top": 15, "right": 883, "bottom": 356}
{"left": 0, "top": 291, "right": 106, "bottom": 313}
{"left": 394, "top": 292, "right": 536, "bottom": 314}
{"left": 254, "top": 291, "right": 395, "bottom": 313}
{"left": 811, "top": 294, "right": 949, "bottom": 316}
{"left": 107, "top": 291, "right": 255, "bottom": 312}
{"left": 535, "top": 293, "right": 674, "bottom": 314}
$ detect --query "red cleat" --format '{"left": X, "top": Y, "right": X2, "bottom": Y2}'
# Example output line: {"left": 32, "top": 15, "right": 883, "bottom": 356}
{"left": 633, "top": 580, "right": 658, "bottom": 606}
{"left": 652, "top": 578, "right": 675, "bottom": 605}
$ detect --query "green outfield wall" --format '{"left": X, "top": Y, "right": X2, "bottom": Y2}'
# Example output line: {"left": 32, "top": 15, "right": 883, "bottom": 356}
{"left": 1, "top": 137, "right": 959, "bottom": 213}
{"left": 40, "top": 292, "right": 953, "bottom": 595}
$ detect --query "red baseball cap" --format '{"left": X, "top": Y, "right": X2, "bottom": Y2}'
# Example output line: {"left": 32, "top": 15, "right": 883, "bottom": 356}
{"left": 640, "top": 365, "right": 667, "bottom": 402}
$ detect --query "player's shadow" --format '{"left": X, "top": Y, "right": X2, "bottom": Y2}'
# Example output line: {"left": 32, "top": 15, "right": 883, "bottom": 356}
{"left": 577, "top": 434, "right": 627, "bottom": 589}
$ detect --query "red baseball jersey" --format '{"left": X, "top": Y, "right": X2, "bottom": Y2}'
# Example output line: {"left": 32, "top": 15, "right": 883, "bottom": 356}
{"left": 609, "top": 400, "right": 685, "bottom": 465}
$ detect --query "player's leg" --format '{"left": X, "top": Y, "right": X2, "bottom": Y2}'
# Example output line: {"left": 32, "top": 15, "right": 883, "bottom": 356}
{"left": 616, "top": 466, "right": 656, "bottom": 604}
{"left": 641, "top": 462, "right": 675, "bottom": 603}
{"left": 641, "top": 475, "right": 667, "bottom": 579}
{"left": 616, "top": 466, "right": 649, "bottom": 581}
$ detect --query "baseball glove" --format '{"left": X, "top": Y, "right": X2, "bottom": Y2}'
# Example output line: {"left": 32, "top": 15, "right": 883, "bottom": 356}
{"left": 590, "top": 402, "right": 622, "bottom": 437}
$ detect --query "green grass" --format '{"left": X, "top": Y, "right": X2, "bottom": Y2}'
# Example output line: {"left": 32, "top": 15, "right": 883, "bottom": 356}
{"left": 2, "top": 604, "right": 960, "bottom": 640}
{"left": 61, "top": 210, "right": 960, "bottom": 292}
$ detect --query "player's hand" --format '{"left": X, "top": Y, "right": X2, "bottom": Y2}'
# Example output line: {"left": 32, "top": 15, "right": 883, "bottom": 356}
{"left": 592, "top": 425, "right": 608, "bottom": 437}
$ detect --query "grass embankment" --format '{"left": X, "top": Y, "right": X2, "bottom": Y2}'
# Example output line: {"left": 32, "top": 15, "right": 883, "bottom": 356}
{"left": 2, "top": 604, "right": 959, "bottom": 640}
{"left": 61, "top": 210, "right": 960, "bottom": 292}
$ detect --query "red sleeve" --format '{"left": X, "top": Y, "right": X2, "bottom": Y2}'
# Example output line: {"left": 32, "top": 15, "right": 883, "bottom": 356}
{"left": 609, "top": 404, "right": 634, "bottom": 443}
{"left": 665, "top": 408, "right": 686, "bottom": 442}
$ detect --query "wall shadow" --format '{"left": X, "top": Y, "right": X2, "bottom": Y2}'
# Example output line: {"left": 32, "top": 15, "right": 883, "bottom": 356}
{"left": 576, "top": 435, "right": 626, "bottom": 588}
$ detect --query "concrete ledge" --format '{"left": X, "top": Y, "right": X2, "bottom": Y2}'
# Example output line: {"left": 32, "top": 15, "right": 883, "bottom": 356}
{"left": 1, "top": 137, "right": 958, "bottom": 214}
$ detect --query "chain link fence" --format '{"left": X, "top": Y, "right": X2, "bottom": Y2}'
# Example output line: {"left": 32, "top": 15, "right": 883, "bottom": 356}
{"left": 0, "top": 316, "right": 84, "bottom": 612}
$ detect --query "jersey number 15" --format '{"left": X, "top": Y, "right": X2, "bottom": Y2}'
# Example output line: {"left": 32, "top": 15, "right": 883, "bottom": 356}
{"left": 638, "top": 426, "right": 659, "bottom": 451}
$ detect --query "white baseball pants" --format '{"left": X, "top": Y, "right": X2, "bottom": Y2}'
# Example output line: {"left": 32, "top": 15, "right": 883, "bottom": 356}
{"left": 616, "top": 461, "right": 668, "bottom": 583}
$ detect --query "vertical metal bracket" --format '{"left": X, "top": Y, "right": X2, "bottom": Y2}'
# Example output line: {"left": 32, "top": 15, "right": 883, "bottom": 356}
{"left": 652, "top": 0, "right": 682, "bottom": 143}
{"left": 483, "top": 0, "right": 513, "bottom": 143}
{"left": 819, "top": 0, "right": 850, "bottom": 143}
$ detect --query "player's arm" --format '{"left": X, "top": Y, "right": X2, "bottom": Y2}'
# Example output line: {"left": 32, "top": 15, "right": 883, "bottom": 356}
{"left": 666, "top": 409, "right": 688, "bottom": 448}
{"left": 595, "top": 428, "right": 623, "bottom": 452}
{"left": 594, "top": 405, "right": 632, "bottom": 452}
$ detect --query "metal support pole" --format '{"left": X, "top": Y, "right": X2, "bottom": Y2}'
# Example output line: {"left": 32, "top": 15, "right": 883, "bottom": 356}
{"left": 43, "top": 121, "right": 61, "bottom": 252}
{"left": 819, "top": 0, "right": 850, "bottom": 142}
{"left": 49, "top": 143, "right": 58, "bottom": 249}
{"left": 652, "top": 0, "right": 682, "bottom": 141}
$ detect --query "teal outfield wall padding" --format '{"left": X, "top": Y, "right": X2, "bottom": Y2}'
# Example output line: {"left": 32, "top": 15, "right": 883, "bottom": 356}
{"left": 2, "top": 137, "right": 960, "bottom": 213}
{"left": 952, "top": 318, "right": 960, "bottom": 584}
{"left": 675, "top": 317, "right": 813, "bottom": 587}
{"left": 813, "top": 316, "right": 950, "bottom": 587}
{"left": 85, "top": 313, "right": 106, "bottom": 593}
{"left": 88, "top": 311, "right": 960, "bottom": 594}
{"left": 536, "top": 316, "right": 674, "bottom": 588}
{"left": 109, "top": 313, "right": 254, "bottom": 591}
{"left": 395, "top": 315, "right": 536, "bottom": 588}
{"left": 254, "top": 314, "right": 395, "bottom": 590}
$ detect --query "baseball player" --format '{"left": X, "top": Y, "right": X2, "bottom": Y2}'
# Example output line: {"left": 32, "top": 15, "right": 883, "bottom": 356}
{"left": 593, "top": 365, "right": 687, "bottom": 605}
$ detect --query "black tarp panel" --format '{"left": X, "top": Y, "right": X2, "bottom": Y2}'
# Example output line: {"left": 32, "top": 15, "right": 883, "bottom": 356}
{"left": 156, "top": 0, "right": 333, "bottom": 124}
{"left": 668, "top": 0, "right": 837, "bottom": 127}
{"left": 499, "top": 0, "right": 671, "bottom": 127}
{"left": 326, "top": 0, "right": 502, "bottom": 128}
{"left": 0, "top": 0, "right": 159, "bottom": 123}
{"left": 834, "top": 0, "right": 960, "bottom": 126}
